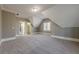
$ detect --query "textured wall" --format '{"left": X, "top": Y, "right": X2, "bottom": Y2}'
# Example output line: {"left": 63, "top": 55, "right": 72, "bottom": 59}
{"left": 2, "top": 11, "right": 16, "bottom": 38}
{"left": 38, "top": 18, "right": 62, "bottom": 34}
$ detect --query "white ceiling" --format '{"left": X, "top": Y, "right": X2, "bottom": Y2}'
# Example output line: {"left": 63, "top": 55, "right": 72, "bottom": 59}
{"left": 1, "top": 4, "right": 79, "bottom": 27}
{"left": 2, "top": 4, "right": 53, "bottom": 18}
{"left": 42, "top": 4, "right": 79, "bottom": 27}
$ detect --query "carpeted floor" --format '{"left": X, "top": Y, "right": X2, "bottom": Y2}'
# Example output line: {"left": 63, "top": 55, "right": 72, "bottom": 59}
{"left": 0, "top": 34, "right": 79, "bottom": 54}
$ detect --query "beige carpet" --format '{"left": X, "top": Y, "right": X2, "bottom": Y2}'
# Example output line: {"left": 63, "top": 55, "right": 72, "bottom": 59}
{"left": 0, "top": 34, "right": 79, "bottom": 54}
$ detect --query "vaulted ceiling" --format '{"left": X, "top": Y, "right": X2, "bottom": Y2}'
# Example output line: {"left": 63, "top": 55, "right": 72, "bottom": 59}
{"left": 2, "top": 4, "right": 53, "bottom": 18}
{"left": 1, "top": 4, "right": 79, "bottom": 28}
{"left": 1, "top": 4, "right": 54, "bottom": 27}
{"left": 42, "top": 4, "right": 79, "bottom": 27}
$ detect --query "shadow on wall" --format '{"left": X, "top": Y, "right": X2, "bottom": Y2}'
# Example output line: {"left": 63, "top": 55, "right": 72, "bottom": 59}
{"left": 54, "top": 17, "right": 79, "bottom": 39}
{"left": 55, "top": 27, "right": 79, "bottom": 39}
{"left": 34, "top": 18, "right": 62, "bottom": 34}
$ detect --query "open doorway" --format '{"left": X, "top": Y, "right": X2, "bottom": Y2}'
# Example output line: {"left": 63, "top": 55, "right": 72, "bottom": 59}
{"left": 18, "top": 21, "right": 32, "bottom": 36}
{"left": 19, "top": 21, "right": 25, "bottom": 35}
{"left": 27, "top": 22, "right": 32, "bottom": 34}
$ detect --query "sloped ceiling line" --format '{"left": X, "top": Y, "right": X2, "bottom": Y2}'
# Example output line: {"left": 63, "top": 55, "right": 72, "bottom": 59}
{"left": 42, "top": 5, "right": 79, "bottom": 28}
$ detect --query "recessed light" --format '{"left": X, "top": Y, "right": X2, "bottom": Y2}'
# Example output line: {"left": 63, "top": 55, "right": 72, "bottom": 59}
{"left": 32, "top": 7, "right": 39, "bottom": 12}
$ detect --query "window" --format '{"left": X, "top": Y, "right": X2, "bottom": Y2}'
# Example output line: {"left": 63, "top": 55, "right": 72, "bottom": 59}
{"left": 43, "top": 22, "right": 51, "bottom": 31}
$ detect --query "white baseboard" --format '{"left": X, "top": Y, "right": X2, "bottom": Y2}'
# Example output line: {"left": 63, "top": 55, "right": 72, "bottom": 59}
{"left": 16, "top": 34, "right": 28, "bottom": 36}
{"left": 0, "top": 35, "right": 79, "bottom": 46}
{"left": 51, "top": 35, "right": 79, "bottom": 42}
{"left": 0, "top": 37, "right": 16, "bottom": 46}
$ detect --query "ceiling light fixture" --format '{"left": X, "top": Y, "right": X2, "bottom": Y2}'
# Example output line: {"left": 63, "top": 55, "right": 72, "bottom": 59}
{"left": 32, "top": 7, "right": 39, "bottom": 12}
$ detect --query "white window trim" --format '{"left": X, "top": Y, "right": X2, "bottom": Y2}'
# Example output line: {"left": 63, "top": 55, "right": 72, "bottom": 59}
{"left": 43, "top": 22, "right": 51, "bottom": 31}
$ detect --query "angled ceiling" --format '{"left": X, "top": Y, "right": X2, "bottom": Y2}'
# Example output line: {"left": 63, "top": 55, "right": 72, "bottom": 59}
{"left": 2, "top": 4, "right": 53, "bottom": 18}
{"left": 42, "top": 4, "right": 79, "bottom": 27}
{"left": 2, "top": 4, "right": 79, "bottom": 28}
{"left": 1, "top": 4, "right": 55, "bottom": 27}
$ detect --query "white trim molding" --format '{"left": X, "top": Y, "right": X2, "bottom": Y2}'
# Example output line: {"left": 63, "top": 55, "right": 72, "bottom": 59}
{"left": 1, "top": 7, "right": 16, "bottom": 14}
{"left": 51, "top": 35, "right": 79, "bottom": 42}
{"left": 0, "top": 37, "right": 16, "bottom": 46}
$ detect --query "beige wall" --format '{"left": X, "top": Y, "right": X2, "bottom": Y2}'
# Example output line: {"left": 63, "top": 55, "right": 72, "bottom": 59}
{"left": 16, "top": 17, "right": 26, "bottom": 35}
{"left": 16, "top": 17, "right": 31, "bottom": 35}
{"left": 0, "top": 6, "right": 2, "bottom": 40}
{"left": 38, "top": 18, "right": 62, "bottom": 34}
{"left": 2, "top": 11, "right": 16, "bottom": 38}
